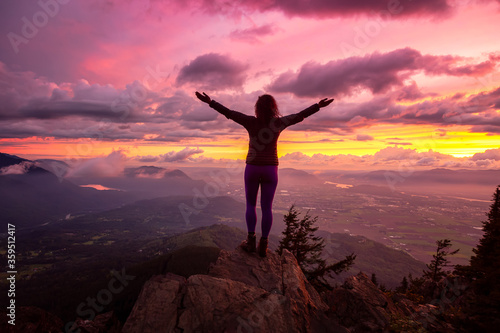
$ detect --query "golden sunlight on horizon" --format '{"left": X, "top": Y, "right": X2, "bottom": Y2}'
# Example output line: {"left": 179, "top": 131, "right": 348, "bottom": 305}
{"left": 3, "top": 124, "right": 499, "bottom": 165}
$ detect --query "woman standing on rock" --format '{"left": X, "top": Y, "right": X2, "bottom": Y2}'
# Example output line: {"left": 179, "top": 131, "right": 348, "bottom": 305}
{"left": 196, "top": 92, "right": 333, "bottom": 257}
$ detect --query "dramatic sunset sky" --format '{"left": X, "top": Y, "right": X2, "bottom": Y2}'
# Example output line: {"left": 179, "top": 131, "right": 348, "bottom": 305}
{"left": 1, "top": 0, "right": 500, "bottom": 172}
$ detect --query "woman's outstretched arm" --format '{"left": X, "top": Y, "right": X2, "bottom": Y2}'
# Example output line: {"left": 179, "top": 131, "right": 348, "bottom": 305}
{"left": 195, "top": 91, "right": 252, "bottom": 126}
{"left": 281, "top": 97, "right": 334, "bottom": 128}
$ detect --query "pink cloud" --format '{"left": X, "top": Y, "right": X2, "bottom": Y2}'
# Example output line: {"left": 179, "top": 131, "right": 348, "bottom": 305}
{"left": 0, "top": 62, "right": 56, "bottom": 119}
{"left": 470, "top": 148, "right": 500, "bottom": 161}
{"left": 280, "top": 147, "right": 500, "bottom": 170}
{"left": 66, "top": 150, "right": 127, "bottom": 177}
{"left": 160, "top": 147, "right": 204, "bottom": 162}
{"left": 356, "top": 134, "right": 374, "bottom": 141}
{"left": 0, "top": 161, "right": 35, "bottom": 175}
{"left": 229, "top": 24, "right": 277, "bottom": 43}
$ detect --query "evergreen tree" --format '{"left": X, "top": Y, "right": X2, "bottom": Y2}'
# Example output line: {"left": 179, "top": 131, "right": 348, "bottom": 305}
{"left": 277, "top": 205, "right": 356, "bottom": 287}
{"left": 469, "top": 185, "right": 500, "bottom": 280}
{"left": 423, "top": 239, "right": 459, "bottom": 282}
{"left": 454, "top": 185, "right": 500, "bottom": 331}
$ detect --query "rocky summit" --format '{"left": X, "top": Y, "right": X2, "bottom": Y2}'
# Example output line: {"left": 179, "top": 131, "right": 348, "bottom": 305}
{"left": 1, "top": 244, "right": 464, "bottom": 332}
{"left": 121, "top": 245, "right": 405, "bottom": 333}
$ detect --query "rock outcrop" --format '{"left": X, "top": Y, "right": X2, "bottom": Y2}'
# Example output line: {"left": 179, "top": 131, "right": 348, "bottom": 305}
{"left": 122, "top": 246, "right": 349, "bottom": 333}
{"left": 122, "top": 245, "right": 461, "bottom": 332}
{"left": 2, "top": 245, "right": 465, "bottom": 332}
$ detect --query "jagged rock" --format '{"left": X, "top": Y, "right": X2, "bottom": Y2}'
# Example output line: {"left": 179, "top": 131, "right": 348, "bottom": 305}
{"left": 207, "top": 244, "right": 283, "bottom": 292}
{"left": 123, "top": 246, "right": 349, "bottom": 333}
{"left": 177, "top": 274, "right": 290, "bottom": 332}
{"left": 121, "top": 273, "right": 185, "bottom": 332}
{"left": 390, "top": 293, "right": 418, "bottom": 317}
{"left": 322, "top": 272, "right": 402, "bottom": 332}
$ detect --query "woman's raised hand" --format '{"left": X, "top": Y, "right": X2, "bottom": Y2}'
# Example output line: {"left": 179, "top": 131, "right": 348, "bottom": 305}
{"left": 318, "top": 98, "right": 334, "bottom": 108}
{"left": 195, "top": 91, "right": 211, "bottom": 104}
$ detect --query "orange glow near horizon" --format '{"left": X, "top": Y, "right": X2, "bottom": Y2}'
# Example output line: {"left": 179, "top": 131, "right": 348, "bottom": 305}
{"left": 3, "top": 122, "right": 499, "bottom": 164}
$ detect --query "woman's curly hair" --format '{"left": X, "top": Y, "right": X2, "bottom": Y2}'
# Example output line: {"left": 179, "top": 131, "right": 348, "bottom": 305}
{"left": 255, "top": 94, "right": 280, "bottom": 121}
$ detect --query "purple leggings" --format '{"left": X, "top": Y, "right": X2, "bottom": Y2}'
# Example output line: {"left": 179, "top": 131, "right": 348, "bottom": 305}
{"left": 244, "top": 164, "right": 278, "bottom": 238}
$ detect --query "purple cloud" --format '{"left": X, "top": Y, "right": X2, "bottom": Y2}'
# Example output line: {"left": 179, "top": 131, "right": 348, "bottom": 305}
{"left": 176, "top": 53, "right": 248, "bottom": 89}
{"left": 265, "top": 0, "right": 452, "bottom": 18}
{"left": 268, "top": 48, "right": 498, "bottom": 98}
{"left": 187, "top": 0, "right": 452, "bottom": 19}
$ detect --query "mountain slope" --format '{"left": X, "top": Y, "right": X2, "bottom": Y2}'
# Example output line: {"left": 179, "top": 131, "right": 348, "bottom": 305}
{"left": 317, "top": 230, "right": 426, "bottom": 289}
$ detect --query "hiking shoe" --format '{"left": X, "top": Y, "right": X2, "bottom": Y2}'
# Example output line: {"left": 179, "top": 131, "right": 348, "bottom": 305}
{"left": 258, "top": 237, "right": 268, "bottom": 257}
{"left": 241, "top": 233, "right": 257, "bottom": 253}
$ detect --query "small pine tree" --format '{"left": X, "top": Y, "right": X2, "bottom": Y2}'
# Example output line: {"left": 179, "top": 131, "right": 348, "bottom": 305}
{"left": 423, "top": 239, "right": 459, "bottom": 282}
{"left": 277, "top": 205, "right": 324, "bottom": 266}
{"left": 396, "top": 276, "right": 408, "bottom": 294}
{"left": 277, "top": 205, "right": 356, "bottom": 286}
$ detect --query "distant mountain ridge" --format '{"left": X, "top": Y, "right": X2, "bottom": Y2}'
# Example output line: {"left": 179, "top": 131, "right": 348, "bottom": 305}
{"left": 0, "top": 153, "right": 210, "bottom": 228}
{"left": 124, "top": 166, "right": 189, "bottom": 179}
{"left": 0, "top": 152, "right": 29, "bottom": 168}
{"left": 279, "top": 167, "right": 323, "bottom": 185}
{"left": 0, "top": 153, "right": 134, "bottom": 228}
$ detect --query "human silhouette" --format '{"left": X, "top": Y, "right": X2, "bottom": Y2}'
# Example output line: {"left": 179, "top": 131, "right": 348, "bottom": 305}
{"left": 196, "top": 91, "right": 333, "bottom": 257}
